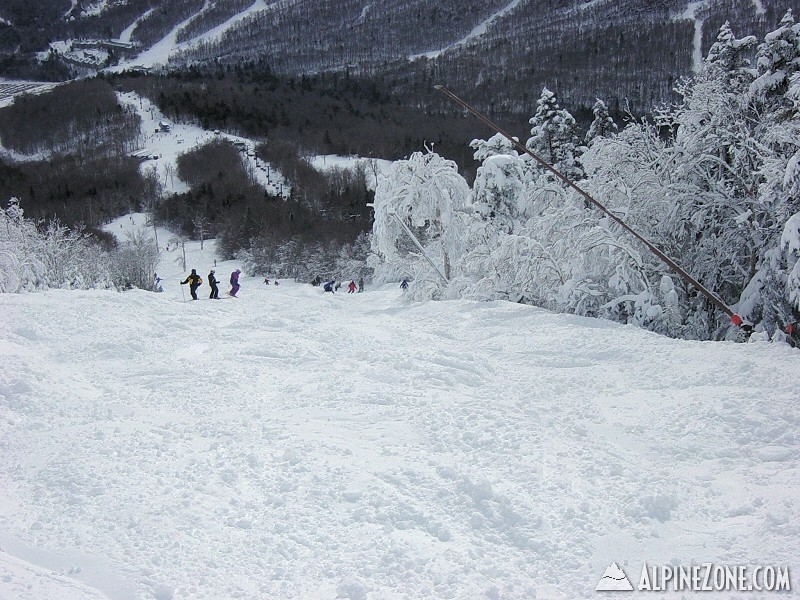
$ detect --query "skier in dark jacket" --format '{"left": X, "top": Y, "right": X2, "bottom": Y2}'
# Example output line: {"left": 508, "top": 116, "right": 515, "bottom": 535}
{"left": 358, "top": 277, "right": 364, "bottom": 293}
{"left": 400, "top": 279, "right": 409, "bottom": 291}
{"left": 208, "top": 270, "right": 219, "bottom": 299}
{"left": 230, "top": 269, "right": 241, "bottom": 297}
{"left": 181, "top": 269, "right": 203, "bottom": 300}
{"left": 323, "top": 280, "right": 335, "bottom": 293}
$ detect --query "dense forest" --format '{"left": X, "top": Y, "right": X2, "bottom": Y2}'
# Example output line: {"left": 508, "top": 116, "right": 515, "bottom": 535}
{"left": 112, "top": 66, "right": 531, "bottom": 177}
{"left": 0, "top": 67, "right": 513, "bottom": 233}
{"left": 0, "top": 79, "right": 149, "bottom": 232}
{"left": 156, "top": 138, "right": 372, "bottom": 273}
{"left": 2, "top": 0, "right": 795, "bottom": 111}
{"left": 169, "top": 0, "right": 794, "bottom": 113}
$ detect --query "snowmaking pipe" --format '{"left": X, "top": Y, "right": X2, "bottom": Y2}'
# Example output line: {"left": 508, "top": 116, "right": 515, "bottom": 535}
{"left": 433, "top": 85, "right": 743, "bottom": 327}
{"left": 388, "top": 210, "right": 450, "bottom": 284}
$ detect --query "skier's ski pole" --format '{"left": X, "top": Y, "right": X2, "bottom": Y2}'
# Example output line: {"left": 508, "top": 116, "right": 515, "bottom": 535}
{"left": 434, "top": 85, "right": 744, "bottom": 327}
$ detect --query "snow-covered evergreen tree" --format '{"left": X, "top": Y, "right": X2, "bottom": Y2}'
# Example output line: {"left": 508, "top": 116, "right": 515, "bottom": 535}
{"left": 733, "top": 14, "right": 800, "bottom": 336}
{"left": 782, "top": 212, "right": 800, "bottom": 311}
{"left": 750, "top": 9, "right": 800, "bottom": 107}
{"left": 469, "top": 132, "right": 519, "bottom": 162}
{"left": 585, "top": 99, "right": 617, "bottom": 146}
{"left": 705, "top": 21, "right": 757, "bottom": 84}
{"left": 526, "top": 87, "right": 583, "bottom": 180}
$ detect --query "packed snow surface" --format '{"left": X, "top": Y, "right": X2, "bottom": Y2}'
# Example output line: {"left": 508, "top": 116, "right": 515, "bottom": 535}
{"left": 1, "top": 216, "right": 798, "bottom": 599}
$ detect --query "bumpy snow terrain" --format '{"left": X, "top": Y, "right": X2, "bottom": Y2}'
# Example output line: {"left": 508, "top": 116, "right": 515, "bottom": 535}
{"left": 0, "top": 216, "right": 798, "bottom": 599}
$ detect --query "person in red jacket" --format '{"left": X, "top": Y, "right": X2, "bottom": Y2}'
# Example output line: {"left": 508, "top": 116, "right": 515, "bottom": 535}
{"left": 347, "top": 280, "right": 357, "bottom": 293}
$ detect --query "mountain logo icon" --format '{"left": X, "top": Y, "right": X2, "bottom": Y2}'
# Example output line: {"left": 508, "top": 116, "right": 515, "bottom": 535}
{"left": 595, "top": 562, "right": 634, "bottom": 591}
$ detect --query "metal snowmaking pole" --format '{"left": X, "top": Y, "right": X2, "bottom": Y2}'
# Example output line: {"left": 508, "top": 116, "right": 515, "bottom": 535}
{"left": 434, "top": 85, "right": 745, "bottom": 328}
{"left": 392, "top": 212, "right": 449, "bottom": 284}
{"left": 366, "top": 202, "right": 450, "bottom": 284}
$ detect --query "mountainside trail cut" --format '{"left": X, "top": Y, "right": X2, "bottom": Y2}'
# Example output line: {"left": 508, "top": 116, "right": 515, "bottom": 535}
{"left": 0, "top": 227, "right": 798, "bottom": 599}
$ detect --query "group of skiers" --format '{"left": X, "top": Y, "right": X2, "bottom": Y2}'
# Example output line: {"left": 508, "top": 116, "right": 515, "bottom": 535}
{"left": 322, "top": 278, "right": 364, "bottom": 294}
{"left": 320, "top": 277, "right": 409, "bottom": 293}
{"left": 177, "top": 270, "right": 410, "bottom": 300}
{"left": 180, "top": 268, "right": 241, "bottom": 300}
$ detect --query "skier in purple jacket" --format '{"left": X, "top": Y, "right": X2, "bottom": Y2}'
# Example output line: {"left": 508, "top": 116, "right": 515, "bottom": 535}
{"left": 230, "top": 269, "right": 241, "bottom": 297}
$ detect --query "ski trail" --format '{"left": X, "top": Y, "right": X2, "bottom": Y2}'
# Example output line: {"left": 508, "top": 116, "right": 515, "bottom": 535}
{"left": 116, "top": 0, "right": 273, "bottom": 67}
{"left": 572, "top": 0, "right": 613, "bottom": 12}
{"left": 409, "top": 0, "right": 523, "bottom": 60}
{"left": 1, "top": 275, "right": 798, "bottom": 598}
{"left": 119, "top": 8, "right": 155, "bottom": 43}
{"left": 122, "top": 1, "right": 212, "bottom": 68}
{"left": 64, "top": 0, "right": 78, "bottom": 19}
{"left": 116, "top": 90, "right": 290, "bottom": 197}
{"left": 681, "top": 1, "right": 708, "bottom": 73}
{"left": 177, "top": 0, "right": 269, "bottom": 48}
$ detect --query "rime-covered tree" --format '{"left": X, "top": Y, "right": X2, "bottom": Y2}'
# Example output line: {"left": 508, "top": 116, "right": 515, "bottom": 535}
{"left": 469, "top": 132, "right": 519, "bottom": 162}
{"left": 369, "top": 151, "right": 471, "bottom": 294}
{"left": 749, "top": 9, "right": 800, "bottom": 116}
{"left": 526, "top": 87, "right": 582, "bottom": 180}
{"left": 371, "top": 16, "right": 800, "bottom": 341}
{"left": 705, "top": 21, "right": 757, "bottom": 86}
{"left": 782, "top": 212, "right": 800, "bottom": 312}
{"left": 585, "top": 99, "right": 617, "bottom": 146}
{"left": 1, "top": 198, "right": 114, "bottom": 292}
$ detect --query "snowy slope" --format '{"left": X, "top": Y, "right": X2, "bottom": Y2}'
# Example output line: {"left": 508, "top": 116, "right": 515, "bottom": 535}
{"left": 1, "top": 222, "right": 798, "bottom": 599}
{"left": 409, "top": 0, "right": 523, "bottom": 61}
{"left": 119, "top": 9, "right": 155, "bottom": 44}
{"left": 118, "top": 91, "right": 290, "bottom": 198}
{"left": 680, "top": 1, "right": 709, "bottom": 74}
{"left": 310, "top": 154, "right": 393, "bottom": 191}
{"left": 118, "top": 90, "right": 371, "bottom": 200}
{"left": 110, "top": 1, "right": 269, "bottom": 71}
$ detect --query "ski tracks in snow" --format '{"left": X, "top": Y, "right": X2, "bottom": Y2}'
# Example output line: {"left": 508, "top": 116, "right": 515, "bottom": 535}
{"left": 0, "top": 281, "right": 798, "bottom": 598}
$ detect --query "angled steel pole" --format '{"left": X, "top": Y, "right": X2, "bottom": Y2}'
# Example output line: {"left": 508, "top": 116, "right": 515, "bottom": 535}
{"left": 389, "top": 211, "right": 449, "bottom": 284}
{"left": 434, "top": 85, "right": 742, "bottom": 325}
